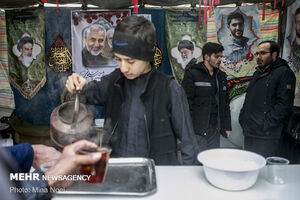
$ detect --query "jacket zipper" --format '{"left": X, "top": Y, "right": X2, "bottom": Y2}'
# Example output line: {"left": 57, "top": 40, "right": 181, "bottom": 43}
{"left": 216, "top": 70, "right": 221, "bottom": 131}
{"left": 144, "top": 114, "right": 151, "bottom": 155}
{"left": 108, "top": 81, "right": 123, "bottom": 141}
{"left": 108, "top": 120, "right": 119, "bottom": 142}
{"left": 202, "top": 63, "right": 213, "bottom": 134}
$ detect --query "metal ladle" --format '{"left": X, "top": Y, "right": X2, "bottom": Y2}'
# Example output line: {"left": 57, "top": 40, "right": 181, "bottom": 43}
{"left": 70, "top": 91, "right": 80, "bottom": 131}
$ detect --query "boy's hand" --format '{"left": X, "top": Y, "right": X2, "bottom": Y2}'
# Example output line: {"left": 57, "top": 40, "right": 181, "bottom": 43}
{"left": 65, "top": 73, "right": 87, "bottom": 94}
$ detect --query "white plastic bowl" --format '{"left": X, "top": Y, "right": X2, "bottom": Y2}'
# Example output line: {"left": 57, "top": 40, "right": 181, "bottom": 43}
{"left": 197, "top": 148, "right": 266, "bottom": 191}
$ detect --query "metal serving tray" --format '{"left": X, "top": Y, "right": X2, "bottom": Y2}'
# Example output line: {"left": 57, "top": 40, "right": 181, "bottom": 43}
{"left": 57, "top": 158, "right": 157, "bottom": 196}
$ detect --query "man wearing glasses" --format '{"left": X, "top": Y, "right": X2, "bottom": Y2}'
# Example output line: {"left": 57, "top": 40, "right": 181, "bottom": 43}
{"left": 239, "top": 41, "right": 296, "bottom": 157}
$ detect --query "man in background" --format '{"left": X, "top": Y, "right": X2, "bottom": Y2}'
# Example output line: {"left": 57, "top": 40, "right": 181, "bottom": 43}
{"left": 182, "top": 42, "right": 231, "bottom": 151}
{"left": 82, "top": 24, "right": 113, "bottom": 67}
{"left": 239, "top": 41, "right": 296, "bottom": 157}
{"left": 177, "top": 40, "right": 197, "bottom": 69}
{"left": 225, "top": 12, "right": 249, "bottom": 63}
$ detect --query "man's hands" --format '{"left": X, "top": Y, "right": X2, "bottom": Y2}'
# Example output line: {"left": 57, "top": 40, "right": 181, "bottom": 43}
{"left": 45, "top": 140, "right": 102, "bottom": 188}
{"left": 32, "top": 144, "right": 61, "bottom": 170}
{"left": 65, "top": 73, "right": 87, "bottom": 94}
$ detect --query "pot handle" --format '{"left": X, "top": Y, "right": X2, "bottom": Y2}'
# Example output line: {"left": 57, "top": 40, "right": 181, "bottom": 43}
{"left": 72, "top": 91, "right": 80, "bottom": 125}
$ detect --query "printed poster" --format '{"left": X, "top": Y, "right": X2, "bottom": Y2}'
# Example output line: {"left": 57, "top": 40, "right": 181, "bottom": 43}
{"left": 165, "top": 10, "right": 206, "bottom": 83}
{"left": 6, "top": 8, "right": 46, "bottom": 99}
{"left": 214, "top": 5, "right": 261, "bottom": 78}
{"left": 282, "top": 1, "right": 300, "bottom": 106}
{"left": 71, "top": 10, "right": 130, "bottom": 82}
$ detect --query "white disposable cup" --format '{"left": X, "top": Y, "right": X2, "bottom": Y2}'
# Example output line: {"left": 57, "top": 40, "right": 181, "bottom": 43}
{"left": 266, "top": 157, "right": 289, "bottom": 185}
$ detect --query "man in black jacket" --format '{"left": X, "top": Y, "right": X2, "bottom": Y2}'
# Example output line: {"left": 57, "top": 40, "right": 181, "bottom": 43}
{"left": 239, "top": 41, "right": 296, "bottom": 157}
{"left": 182, "top": 42, "right": 231, "bottom": 151}
{"left": 66, "top": 16, "right": 199, "bottom": 165}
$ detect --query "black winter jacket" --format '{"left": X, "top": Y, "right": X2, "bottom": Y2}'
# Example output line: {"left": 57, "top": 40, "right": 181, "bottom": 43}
{"left": 239, "top": 58, "right": 296, "bottom": 139}
{"left": 81, "top": 68, "right": 199, "bottom": 165}
{"left": 181, "top": 62, "right": 232, "bottom": 136}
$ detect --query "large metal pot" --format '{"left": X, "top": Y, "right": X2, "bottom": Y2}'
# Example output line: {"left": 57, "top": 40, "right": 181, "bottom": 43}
{"left": 50, "top": 94, "right": 94, "bottom": 148}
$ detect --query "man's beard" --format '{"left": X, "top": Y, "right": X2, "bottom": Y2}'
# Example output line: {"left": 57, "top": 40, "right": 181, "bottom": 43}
{"left": 19, "top": 55, "right": 34, "bottom": 67}
{"left": 232, "top": 30, "right": 243, "bottom": 39}
{"left": 87, "top": 46, "right": 103, "bottom": 56}
{"left": 182, "top": 53, "right": 193, "bottom": 69}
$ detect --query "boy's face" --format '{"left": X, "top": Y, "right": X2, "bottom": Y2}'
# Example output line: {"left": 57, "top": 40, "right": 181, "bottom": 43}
{"left": 114, "top": 53, "right": 152, "bottom": 79}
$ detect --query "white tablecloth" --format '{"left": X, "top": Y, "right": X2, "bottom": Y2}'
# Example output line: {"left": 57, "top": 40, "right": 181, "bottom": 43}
{"left": 53, "top": 165, "right": 300, "bottom": 200}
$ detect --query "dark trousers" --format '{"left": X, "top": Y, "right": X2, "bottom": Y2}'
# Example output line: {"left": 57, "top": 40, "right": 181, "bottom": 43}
{"left": 196, "top": 127, "right": 220, "bottom": 152}
{"left": 244, "top": 136, "right": 280, "bottom": 158}
{"left": 278, "top": 132, "right": 300, "bottom": 164}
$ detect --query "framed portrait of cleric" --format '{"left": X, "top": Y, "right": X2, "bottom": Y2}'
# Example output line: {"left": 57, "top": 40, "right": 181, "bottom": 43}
{"left": 282, "top": 1, "right": 300, "bottom": 106}
{"left": 71, "top": 10, "right": 130, "bottom": 82}
{"left": 165, "top": 10, "right": 206, "bottom": 83}
{"left": 214, "top": 5, "right": 261, "bottom": 77}
{"left": 170, "top": 35, "right": 202, "bottom": 70}
{"left": 12, "top": 32, "right": 42, "bottom": 69}
{"left": 6, "top": 8, "right": 46, "bottom": 100}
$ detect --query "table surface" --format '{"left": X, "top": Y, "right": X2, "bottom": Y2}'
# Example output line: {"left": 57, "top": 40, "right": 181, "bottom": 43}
{"left": 53, "top": 165, "right": 300, "bottom": 200}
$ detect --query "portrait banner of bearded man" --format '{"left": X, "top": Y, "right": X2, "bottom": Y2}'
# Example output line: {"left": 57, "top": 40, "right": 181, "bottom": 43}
{"left": 215, "top": 6, "right": 261, "bottom": 78}
{"left": 6, "top": 8, "right": 46, "bottom": 99}
{"left": 282, "top": 1, "right": 300, "bottom": 106}
{"left": 165, "top": 10, "right": 206, "bottom": 83}
{"left": 71, "top": 10, "right": 130, "bottom": 82}
{"left": 171, "top": 37, "right": 202, "bottom": 70}
{"left": 12, "top": 33, "right": 42, "bottom": 68}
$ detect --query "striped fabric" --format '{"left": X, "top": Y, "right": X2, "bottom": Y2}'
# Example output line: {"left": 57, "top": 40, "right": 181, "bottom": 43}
{"left": 207, "top": 8, "right": 279, "bottom": 43}
{"left": 207, "top": 12, "right": 218, "bottom": 43}
{"left": 0, "top": 11, "right": 15, "bottom": 109}
{"left": 259, "top": 9, "right": 279, "bottom": 42}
